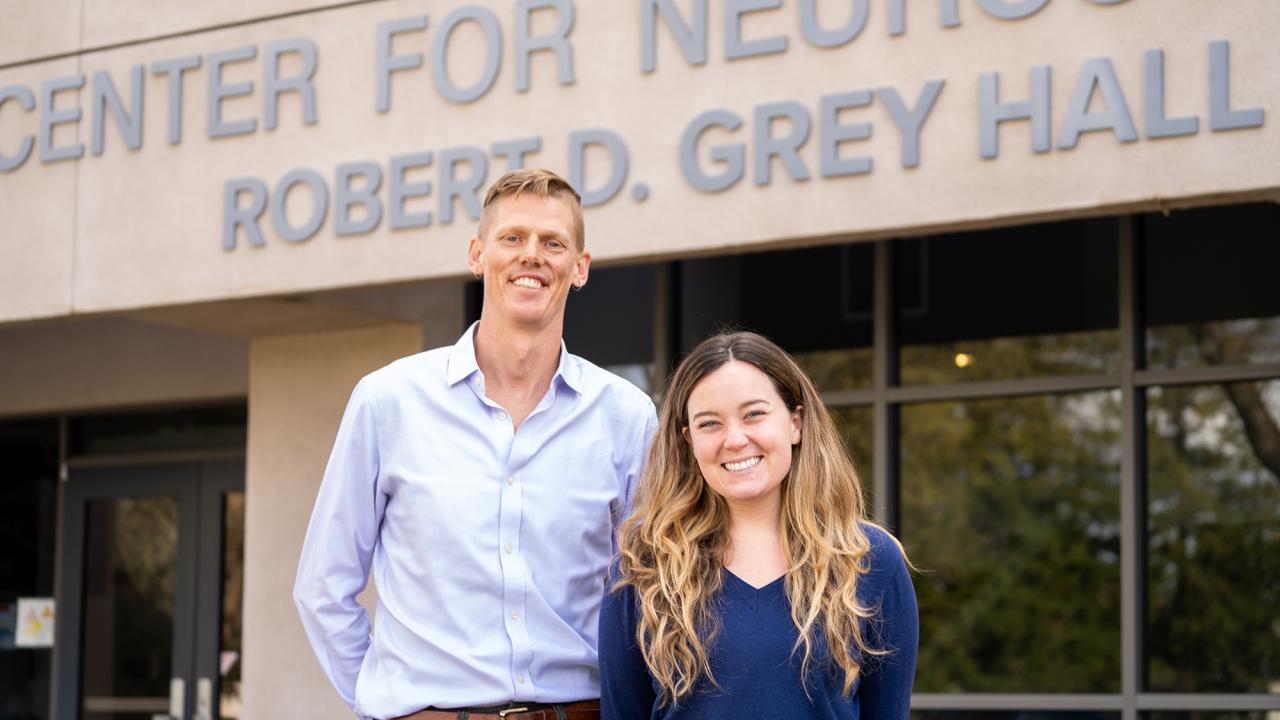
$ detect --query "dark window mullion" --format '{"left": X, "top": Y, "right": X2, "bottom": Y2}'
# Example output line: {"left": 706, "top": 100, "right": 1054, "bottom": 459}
{"left": 1119, "top": 215, "right": 1146, "bottom": 720}
{"left": 873, "top": 240, "right": 900, "bottom": 532}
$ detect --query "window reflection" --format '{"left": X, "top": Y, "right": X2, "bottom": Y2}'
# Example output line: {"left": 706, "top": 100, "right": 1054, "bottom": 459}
{"left": 901, "top": 392, "right": 1122, "bottom": 692}
{"left": 220, "top": 492, "right": 245, "bottom": 718}
{"left": 82, "top": 497, "right": 179, "bottom": 720}
{"left": 897, "top": 219, "right": 1120, "bottom": 384}
{"left": 829, "top": 406, "right": 874, "bottom": 506}
{"left": 1146, "top": 381, "right": 1280, "bottom": 694}
{"left": 564, "top": 265, "right": 657, "bottom": 393}
{"left": 1144, "top": 204, "right": 1280, "bottom": 369}
{"left": 680, "top": 244, "right": 874, "bottom": 391}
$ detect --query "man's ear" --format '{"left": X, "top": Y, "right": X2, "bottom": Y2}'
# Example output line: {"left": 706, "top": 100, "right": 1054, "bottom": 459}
{"left": 573, "top": 249, "right": 592, "bottom": 289}
{"left": 467, "top": 236, "right": 483, "bottom": 277}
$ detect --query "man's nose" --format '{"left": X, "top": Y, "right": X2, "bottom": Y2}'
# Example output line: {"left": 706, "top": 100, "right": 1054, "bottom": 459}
{"left": 518, "top": 236, "right": 543, "bottom": 263}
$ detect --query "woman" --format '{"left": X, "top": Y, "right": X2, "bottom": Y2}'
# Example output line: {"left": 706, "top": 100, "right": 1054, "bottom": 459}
{"left": 600, "top": 332, "right": 917, "bottom": 719}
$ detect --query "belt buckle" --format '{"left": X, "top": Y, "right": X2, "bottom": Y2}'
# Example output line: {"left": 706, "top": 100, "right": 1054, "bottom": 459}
{"left": 497, "top": 707, "right": 529, "bottom": 718}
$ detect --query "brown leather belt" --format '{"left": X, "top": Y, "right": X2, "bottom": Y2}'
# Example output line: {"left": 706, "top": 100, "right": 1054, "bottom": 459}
{"left": 397, "top": 699, "right": 600, "bottom": 720}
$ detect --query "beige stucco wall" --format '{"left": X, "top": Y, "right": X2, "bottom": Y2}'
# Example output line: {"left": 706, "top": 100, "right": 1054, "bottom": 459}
{"left": 1, "top": 0, "right": 1276, "bottom": 325}
{"left": 241, "top": 322, "right": 431, "bottom": 719}
{"left": 0, "top": 316, "right": 248, "bottom": 417}
{"left": 0, "top": 0, "right": 344, "bottom": 65}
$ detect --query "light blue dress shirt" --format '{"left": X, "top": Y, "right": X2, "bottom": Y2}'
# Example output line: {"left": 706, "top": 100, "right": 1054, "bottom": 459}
{"left": 294, "top": 324, "right": 657, "bottom": 719}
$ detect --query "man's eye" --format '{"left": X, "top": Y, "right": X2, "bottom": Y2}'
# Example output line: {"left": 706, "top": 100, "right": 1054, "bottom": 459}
{"left": 503, "top": 234, "right": 520, "bottom": 243}
{"left": 545, "top": 239, "right": 564, "bottom": 249}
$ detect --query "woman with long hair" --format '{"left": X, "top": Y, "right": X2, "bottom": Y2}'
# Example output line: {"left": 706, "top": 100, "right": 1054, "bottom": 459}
{"left": 600, "top": 331, "right": 917, "bottom": 719}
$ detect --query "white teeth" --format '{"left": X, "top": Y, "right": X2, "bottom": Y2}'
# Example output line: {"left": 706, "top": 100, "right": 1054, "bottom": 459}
{"left": 512, "top": 277, "right": 544, "bottom": 289}
{"left": 723, "top": 457, "right": 761, "bottom": 472}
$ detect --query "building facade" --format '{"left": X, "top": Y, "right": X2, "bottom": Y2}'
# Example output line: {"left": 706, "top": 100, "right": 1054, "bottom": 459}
{"left": 0, "top": 1, "right": 1277, "bottom": 718}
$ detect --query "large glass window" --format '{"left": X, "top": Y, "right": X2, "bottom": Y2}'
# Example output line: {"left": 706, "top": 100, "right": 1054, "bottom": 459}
{"left": 1146, "top": 381, "right": 1280, "bottom": 694}
{"left": 679, "top": 244, "right": 874, "bottom": 391}
{"left": 901, "top": 392, "right": 1122, "bottom": 693}
{"left": 69, "top": 406, "right": 247, "bottom": 457}
{"left": 1144, "top": 204, "right": 1280, "bottom": 369}
{"left": 653, "top": 202, "right": 1279, "bottom": 715}
{"left": 564, "top": 264, "right": 658, "bottom": 394}
{"left": 897, "top": 219, "right": 1119, "bottom": 385}
{"left": 830, "top": 405, "right": 874, "bottom": 502}
{"left": 468, "top": 265, "right": 659, "bottom": 394}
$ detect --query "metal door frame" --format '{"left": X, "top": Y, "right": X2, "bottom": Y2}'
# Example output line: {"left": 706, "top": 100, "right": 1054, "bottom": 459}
{"left": 53, "top": 457, "right": 244, "bottom": 720}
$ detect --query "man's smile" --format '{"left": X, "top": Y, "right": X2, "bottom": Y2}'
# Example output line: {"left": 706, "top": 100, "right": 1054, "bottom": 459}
{"left": 510, "top": 275, "right": 548, "bottom": 289}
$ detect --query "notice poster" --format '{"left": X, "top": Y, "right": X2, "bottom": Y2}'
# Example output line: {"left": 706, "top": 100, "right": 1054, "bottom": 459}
{"left": 15, "top": 598, "right": 54, "bottom": 648}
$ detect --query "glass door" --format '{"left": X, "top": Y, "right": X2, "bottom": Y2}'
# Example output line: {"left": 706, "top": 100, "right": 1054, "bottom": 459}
{"left": 56, "top": 460, "right": 243, "bottom": 720}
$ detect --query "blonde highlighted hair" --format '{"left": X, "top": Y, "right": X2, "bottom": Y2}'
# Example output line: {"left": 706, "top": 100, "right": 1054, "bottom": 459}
{"left": 479, "top": 168, "right": 584, "bottom": 252}
{"left": 615, "top": 331, "right": 904, "bottom": 704}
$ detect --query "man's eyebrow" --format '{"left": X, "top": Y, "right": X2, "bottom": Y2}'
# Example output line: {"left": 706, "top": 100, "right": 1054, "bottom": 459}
{"left": 492, "top": 223, "right": 568, "bottom": 241}
{"left": 689, "top": 399, "right": 769, "bottom": 422}
{"left": 491, "top": 223, "right": 524, "bottom": 237}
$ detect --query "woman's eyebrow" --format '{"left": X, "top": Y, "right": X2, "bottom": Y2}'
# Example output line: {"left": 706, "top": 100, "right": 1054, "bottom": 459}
{"left": 690, "top": 399, "right": 768, "bottom": 422}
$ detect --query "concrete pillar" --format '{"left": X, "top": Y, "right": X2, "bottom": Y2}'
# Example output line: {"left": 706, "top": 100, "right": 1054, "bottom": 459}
{"left": 239, "top": 323, "right": 424, "bottom": 718}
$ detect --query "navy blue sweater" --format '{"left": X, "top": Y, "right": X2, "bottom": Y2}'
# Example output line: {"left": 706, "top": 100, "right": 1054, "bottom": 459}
{"left": 599, "top": 525, "right": 918, "bottom": 719}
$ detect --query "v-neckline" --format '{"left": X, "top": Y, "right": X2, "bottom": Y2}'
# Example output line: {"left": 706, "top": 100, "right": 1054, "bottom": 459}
{"left": 722, "top": 566, "right": 786, "bottom": 592}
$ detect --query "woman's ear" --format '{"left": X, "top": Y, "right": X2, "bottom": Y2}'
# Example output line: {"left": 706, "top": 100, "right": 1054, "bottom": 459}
{"left": 681, "top": 425, "right": 691, "bottom": 444}
{"left": 791, "top": 405, "right": 803, "bottom": 445}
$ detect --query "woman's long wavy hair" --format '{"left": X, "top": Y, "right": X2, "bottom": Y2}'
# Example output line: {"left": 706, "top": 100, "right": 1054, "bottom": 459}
{"left": 615, "top": 331, "right": 902, "bottom": 705}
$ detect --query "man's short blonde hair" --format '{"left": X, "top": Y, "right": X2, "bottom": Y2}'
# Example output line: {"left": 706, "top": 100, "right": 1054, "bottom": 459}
{"left": 479, "top": 168, "right": 585, "bottom": 252}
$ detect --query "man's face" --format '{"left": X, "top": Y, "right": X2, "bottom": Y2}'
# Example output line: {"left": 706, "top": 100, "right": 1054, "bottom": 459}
{"left": 467, "top": 193, "right": 590, "bottom": 331}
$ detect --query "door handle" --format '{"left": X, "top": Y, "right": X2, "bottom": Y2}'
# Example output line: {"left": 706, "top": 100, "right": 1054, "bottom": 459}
{"left": 194, "top": 677, "right": 214, "bottom": 720}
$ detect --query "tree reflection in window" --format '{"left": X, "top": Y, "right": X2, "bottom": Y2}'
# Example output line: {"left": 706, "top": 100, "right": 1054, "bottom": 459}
{"left": 1147, "top": 381, "right": 1280, "bottom": 694}
{"left": 902, "top": 391, "right": 1122, "bottom": 693}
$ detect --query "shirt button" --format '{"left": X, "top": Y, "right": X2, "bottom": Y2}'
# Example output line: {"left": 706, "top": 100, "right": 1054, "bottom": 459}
{"left": 510, "top": 610, "right": 520, "bottom": 620}
{"left": 517, "top": 675, "right": 527, "bottom": 684}
{"left": 497, "top": 411, "right": 508, "bottom": 420}
{"left": 506, "top": 475, "right": 515, "bottom": 486}
{"left": 504, "top": 543, "right": 513, "bottom": 554}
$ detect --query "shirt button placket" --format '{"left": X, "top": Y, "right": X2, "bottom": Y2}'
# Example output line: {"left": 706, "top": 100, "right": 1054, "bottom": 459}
{"left": 499, "top": 469, "right": 534, "bottom": 695}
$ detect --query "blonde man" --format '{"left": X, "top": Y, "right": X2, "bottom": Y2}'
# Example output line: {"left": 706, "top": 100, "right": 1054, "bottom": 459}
{"left": 296, "top": 169, "right": 657, "bottom": 720}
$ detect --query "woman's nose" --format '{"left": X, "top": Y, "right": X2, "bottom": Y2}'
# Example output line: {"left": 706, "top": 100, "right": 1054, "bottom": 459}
{"left": 723, "top": 425, "right": 749, "bottom": 449}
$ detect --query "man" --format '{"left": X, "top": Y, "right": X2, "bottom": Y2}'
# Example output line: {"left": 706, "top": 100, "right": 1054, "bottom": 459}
{"left": 294, "top": 169, "right": 657, "bottom": 720}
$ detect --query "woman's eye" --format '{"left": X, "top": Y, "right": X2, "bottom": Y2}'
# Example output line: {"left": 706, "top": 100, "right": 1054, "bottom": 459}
{"left": 697, "top": 420, "right": 719, "bottom": 430}
{"left": 745, "top": 410, "right": 766, "bottom": 420}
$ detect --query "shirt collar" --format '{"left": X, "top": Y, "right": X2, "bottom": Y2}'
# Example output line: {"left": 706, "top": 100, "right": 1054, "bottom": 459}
{"left": 447, "top": 322, "right": 584, "bottom": 395}
{"left": 446, "top": 322, "right": 482, "bottom": 386}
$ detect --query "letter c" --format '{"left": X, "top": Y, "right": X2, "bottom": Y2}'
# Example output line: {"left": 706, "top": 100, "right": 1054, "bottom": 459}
{"left": 0, "top": 84, "right": 36, "bottom": 172}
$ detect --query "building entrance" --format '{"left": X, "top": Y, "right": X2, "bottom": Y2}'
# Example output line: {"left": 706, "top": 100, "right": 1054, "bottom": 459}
{"left": 55, "top": 460, "right": 244, "bottom": 720}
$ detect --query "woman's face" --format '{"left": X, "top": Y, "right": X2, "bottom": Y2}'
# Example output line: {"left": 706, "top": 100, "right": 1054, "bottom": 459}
{"left": 683, "top": 360, "right": 801, "bottom": 513}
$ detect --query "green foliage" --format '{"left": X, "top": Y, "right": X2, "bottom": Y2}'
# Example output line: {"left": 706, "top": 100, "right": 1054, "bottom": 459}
{"left": 1146, "top": 382, "right": 1280, "bottom": 693}
{"left": 902, "top": 390, "right": 1122, "bottom": 693}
